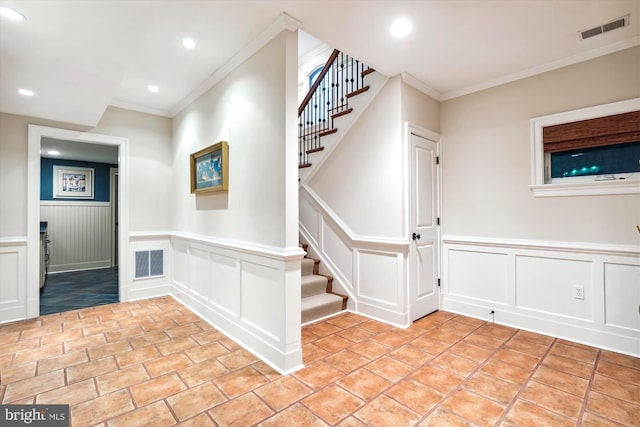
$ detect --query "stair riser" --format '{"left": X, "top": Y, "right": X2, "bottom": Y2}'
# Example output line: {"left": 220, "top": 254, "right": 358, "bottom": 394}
{"left": 301, "top": 258, "right": 316, "bottom": 276}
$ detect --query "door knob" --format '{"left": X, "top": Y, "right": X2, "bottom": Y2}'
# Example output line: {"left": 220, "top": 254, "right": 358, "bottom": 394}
{"left": 412, "top": 232, "right": 421, "bottom": 240}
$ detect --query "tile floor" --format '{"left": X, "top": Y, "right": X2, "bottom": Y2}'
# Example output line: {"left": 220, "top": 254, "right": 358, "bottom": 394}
{"left": 1, "top": 296, "right": 638, "bottom": 426}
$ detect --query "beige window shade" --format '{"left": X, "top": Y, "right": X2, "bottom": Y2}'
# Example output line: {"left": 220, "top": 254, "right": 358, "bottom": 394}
{"left": 543, "top": 110, "right": 640, "bottom": 153}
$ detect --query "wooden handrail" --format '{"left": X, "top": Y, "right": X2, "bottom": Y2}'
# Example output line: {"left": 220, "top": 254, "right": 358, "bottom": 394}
{"left": 298, "top": 49, "right": 340, "bottom": 116}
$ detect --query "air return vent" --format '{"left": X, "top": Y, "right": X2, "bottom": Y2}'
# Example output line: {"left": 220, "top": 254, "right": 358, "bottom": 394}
{"left": 580, "top": 15, "right": 629, "bottom": 40}
{"left": 135, "top": 249, "right": 164, "bottom": 279}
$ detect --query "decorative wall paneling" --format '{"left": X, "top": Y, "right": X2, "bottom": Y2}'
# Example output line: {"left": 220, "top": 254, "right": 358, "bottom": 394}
{"left": 40, "top": 201, "right": 111, "bottom": 273}
{"left": 442, "top": 236, "right": 640, "bottom": 357}
{"left": 0, "top": 238, "right": 27, "bottom": 323}
{"left": 299, "top": 185, "right": 410, "bottom": 327}
{"left": 170, "top": 233, "right": 305, "bottom": 374}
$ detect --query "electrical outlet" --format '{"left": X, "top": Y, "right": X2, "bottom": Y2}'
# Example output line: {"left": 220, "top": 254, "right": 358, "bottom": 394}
{"left": 573, "top": 285, "right": 584, "bottom": 300}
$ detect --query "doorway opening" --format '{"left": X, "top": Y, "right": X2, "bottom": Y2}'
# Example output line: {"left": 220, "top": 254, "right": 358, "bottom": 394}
{"left": 27, "top": 125, "right": 129, "bottom": 319}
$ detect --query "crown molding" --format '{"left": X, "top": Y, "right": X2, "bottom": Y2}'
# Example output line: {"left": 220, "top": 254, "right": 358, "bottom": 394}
{"left": 400, "top": 73, "right": 442, "bottom": 101}
{"left": 441, "top": 36, "right": 640, "bottom": 101}
{"left": 108, "top": 99, "right": 172, "bottom": 118}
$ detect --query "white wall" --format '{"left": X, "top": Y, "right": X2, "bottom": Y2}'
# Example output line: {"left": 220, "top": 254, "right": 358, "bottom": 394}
{"left": 309, "top": 76, "right": 404, "bottom": 238}
{"left": 440, "top": 46, "right": 640, "bottom": 356}
{"left": 169, "top": 30, "right": 304, "bottom": 374}
{"left": 440, "top": 46, "right": 640, "bottom": 245}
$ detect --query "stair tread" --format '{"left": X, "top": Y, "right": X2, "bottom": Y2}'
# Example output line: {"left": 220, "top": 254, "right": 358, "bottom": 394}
{"left": 346, "top": 86, "right": 370, "bottom": 99}
{"left": 331, "top": 108, "right": 353, "bottom": 119}
{"left": 318, "top": 128, "right": 337, "bottom": 137}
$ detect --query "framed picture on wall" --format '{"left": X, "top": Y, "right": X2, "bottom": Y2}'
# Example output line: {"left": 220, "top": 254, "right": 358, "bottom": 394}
{"left": 53, "top": 165, "right": 94, "bottom": 199}
{"left": 190, "top": 141, "right": 229, "bottom": 194}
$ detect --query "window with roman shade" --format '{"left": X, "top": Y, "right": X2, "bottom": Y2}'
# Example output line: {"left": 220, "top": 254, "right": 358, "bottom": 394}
{"left": 529, "top": 98, "right": 640, "bottom": 197}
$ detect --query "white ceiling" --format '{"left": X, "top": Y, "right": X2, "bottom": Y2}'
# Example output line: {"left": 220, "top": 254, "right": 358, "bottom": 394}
{"left": 40, "top": 137, "right": 118, "bottom": 164}
{"left": 1, "top": 0, "right": 638, "bottom": 129}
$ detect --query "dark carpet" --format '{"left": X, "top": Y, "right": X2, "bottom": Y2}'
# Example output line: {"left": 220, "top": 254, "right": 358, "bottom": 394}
{"left": 40, "top": 267, "right": 119, "bottom": 315}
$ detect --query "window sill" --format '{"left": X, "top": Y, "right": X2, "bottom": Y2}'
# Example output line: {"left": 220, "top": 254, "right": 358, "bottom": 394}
{"left": 529, "top": 179, "right": 640, "bottom": 197}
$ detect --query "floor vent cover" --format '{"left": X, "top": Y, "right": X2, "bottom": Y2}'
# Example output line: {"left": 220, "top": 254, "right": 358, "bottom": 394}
{"left": 135, "top": 249, "right": 164, "bottom": 278}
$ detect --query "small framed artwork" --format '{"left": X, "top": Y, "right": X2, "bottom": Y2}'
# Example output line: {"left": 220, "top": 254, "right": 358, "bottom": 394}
{"left": 53, "top": 165, "right": 94, "bottom": 199}
{"left": 190, "top": 141, "right": 229, "bottom": 194}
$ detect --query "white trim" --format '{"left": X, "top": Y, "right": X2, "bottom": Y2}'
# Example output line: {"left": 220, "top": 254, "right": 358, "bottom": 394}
{"left": 28, "top": 125, "right": 129, "bottom": 318}
{"left": 0, "top": 237, "right": 27, "bottom": 246}
{"left": 442, "top": 36, "right": 640, "bottom": 101}
{"left": 442, "top": 235, "right": 640, "bottom": 257}
{"left": 171, "top": 231, "right": 306, "bottom": 261}
{"left": 40, "top": 200, "right": 110, "bottom": 207}
{"left": 401, "top": 73, "right": 442, "bottom": 101}
{"left": 171, "top": 12, "right": 302, "bottom": 117}
{"left": 530, "top": 97, "right": 640, "bottom": 197}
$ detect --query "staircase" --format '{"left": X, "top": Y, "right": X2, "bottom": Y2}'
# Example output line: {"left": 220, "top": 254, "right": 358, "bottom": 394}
{"left": 298, "top": 50, "right": 376, "bottom": 323}
{"left": 300, "top": 244, "right": 347, "bottom": 324}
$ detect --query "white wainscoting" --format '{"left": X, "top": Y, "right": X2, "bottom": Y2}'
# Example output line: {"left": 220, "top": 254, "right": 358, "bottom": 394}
{"left": 170, "top": 233, "right": 305, "bottom": 374}
{"left": 442, "top": 236, "right": 640, "bottom": 357}
{"left": 0, "top": 238, "right": 27, "bottom": 323}
{"left": 299, "top": 185, "right": 410, "bottom": 327}
{"left": 41, "top": 201, "right": 112, "bottom": 272}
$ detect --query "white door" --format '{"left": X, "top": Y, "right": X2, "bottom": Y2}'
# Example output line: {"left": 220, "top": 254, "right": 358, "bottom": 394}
{"left": 409, "top": 132, "right": 439, "bottom": 321}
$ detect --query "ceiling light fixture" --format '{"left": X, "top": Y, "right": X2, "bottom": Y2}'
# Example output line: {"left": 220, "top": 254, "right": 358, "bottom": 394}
{"left": 0, "top": 5, "right": 26, "bottom": 21}
{"left": 47, "top": 150, "right": 60, "bottom": 156}
{"left": 18, "top": 88, "right": 35, "bottom": 97}
{"left": 182, "top": 37, "right": 195, "bottom": 49}
{"left": 147, "top": 85, "right": 159, "bottom": 93}
{"left": 389, "top": 18, "right": 412, "bottom": 38}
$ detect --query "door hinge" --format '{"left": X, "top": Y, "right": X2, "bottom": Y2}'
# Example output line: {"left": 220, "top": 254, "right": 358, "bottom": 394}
{"left": 436, "top": 156, "right": 440, "bottom": 165}
{"left": 438, "top": 278, "right": 441, "bottom": 287}
{"left": 437, "top": 217, "right": 440, "bottom": 226}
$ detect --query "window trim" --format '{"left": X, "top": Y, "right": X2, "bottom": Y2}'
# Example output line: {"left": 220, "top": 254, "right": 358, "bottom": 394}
{"left": 530, "top": 98, "right": 640, "bottom": 197}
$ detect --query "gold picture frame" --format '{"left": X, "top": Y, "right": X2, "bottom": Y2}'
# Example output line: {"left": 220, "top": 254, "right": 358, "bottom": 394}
{"left": 190, "top": 141, "right": 229, "bottom": 194}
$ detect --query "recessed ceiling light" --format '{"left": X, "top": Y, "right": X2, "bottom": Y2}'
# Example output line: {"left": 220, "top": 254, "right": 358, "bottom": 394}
{"left": 147, "top": 85, "right": 159, "bottom": 93}
{"left": 0, "top": 5, "right": 26, "bottom": 21}
{"left": 182, "top": 37, "right": 195, "bottom": 49}
{"left": 390, "top": 18, "right": 412, "bottom": 38}
{"left": 47, "top": 150, "right": 61, "bottom": 156}
{"left": 18, "top": 88, "right": 35, "bottom": 97}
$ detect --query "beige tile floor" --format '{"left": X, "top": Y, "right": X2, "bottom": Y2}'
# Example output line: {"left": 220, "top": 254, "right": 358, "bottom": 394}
{"left": 1, "top": 296, "right": 638, "bottom": 426}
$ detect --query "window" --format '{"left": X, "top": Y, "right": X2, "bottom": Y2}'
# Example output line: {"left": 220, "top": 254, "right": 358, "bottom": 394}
{"left": 308, "top": 65, "right": 323, "bottom": 89}
{"left": 305, "top": 64, "right": 331, "bottom": 126}
{"left": 549, "top": 141, "right": 640, "bottom": 180}
{"left": 530, "top": 98, "right": 640, "bottom": 197}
